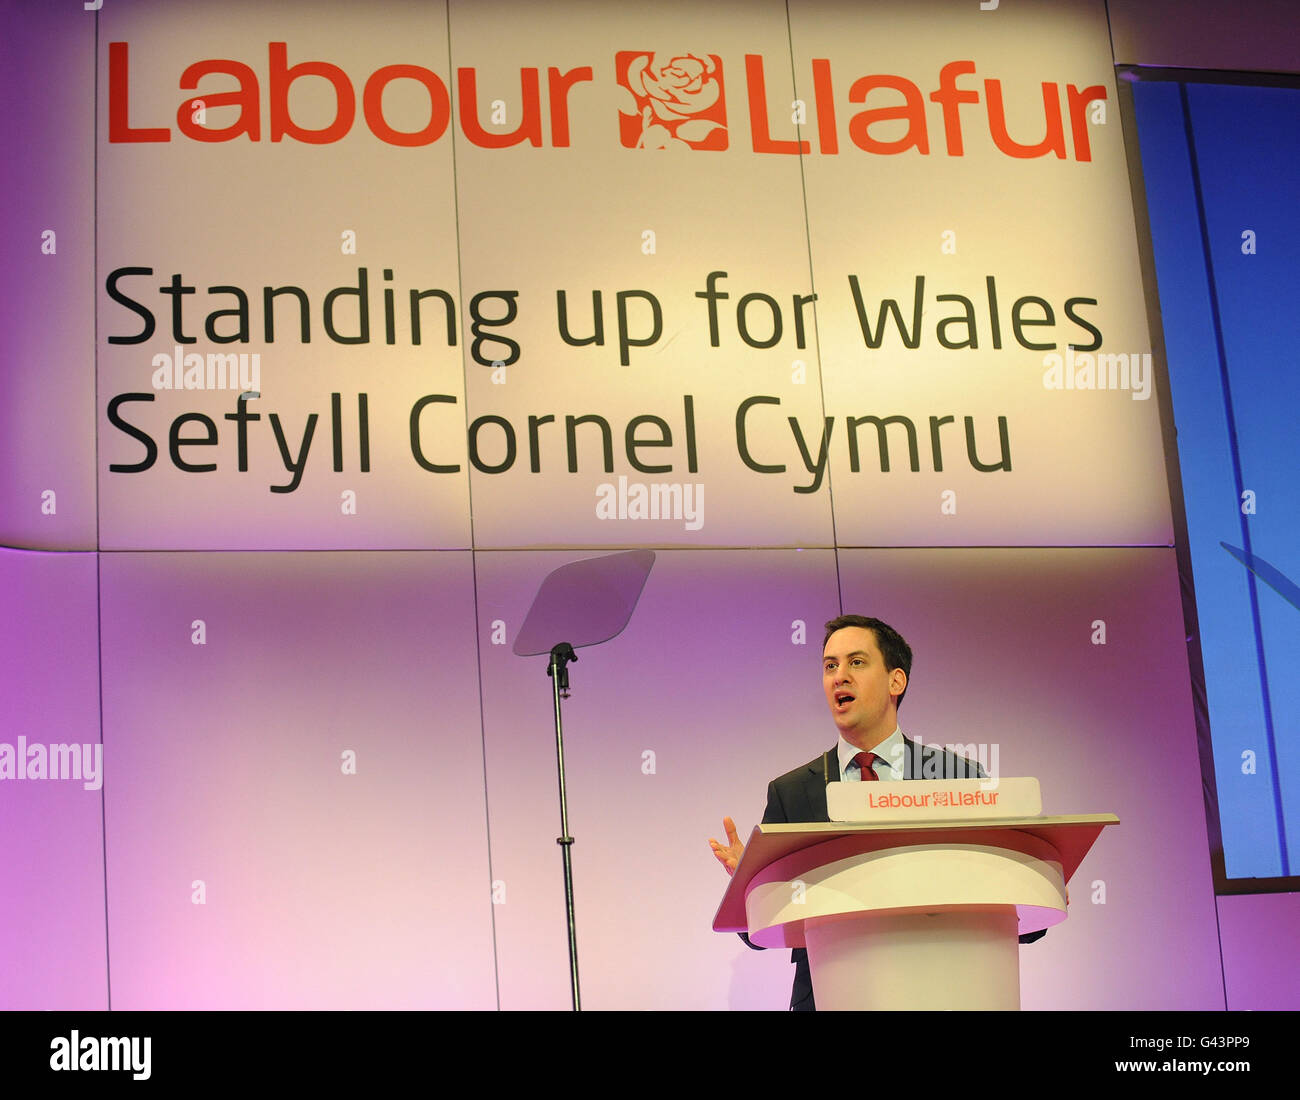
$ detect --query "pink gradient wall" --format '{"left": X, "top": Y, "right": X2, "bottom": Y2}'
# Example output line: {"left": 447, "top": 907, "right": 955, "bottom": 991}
{"left": 0, "top": 4, "right": 96, "bottom": 550}
{"left": 0, "top": 550, "right": 106, "bottom": 1009}
{"left": 0, "top": 544, "right": 1273, "bottom": 1008}
{"left": 97, "top": 551, "right": 495, "bottom": 1008}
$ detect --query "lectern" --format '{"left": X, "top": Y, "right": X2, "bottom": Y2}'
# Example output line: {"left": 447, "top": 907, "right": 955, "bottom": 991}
{"left": 713, "top": 778, "right": 1117, "bottom": 1010}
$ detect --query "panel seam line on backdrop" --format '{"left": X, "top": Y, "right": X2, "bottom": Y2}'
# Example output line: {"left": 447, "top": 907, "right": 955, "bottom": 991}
{"left": 92, "top": 8, "right": 114, "bottom": 1012}
{"left": 445, "top": 0, "right": 503, "bottom": 1011}
{"left": 784, "top": 0, "right": 843, "bottom": 613}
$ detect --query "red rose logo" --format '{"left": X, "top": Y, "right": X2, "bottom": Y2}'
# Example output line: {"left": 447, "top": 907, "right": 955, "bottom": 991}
{"left": 616, "top": 52, "right": 727, "bottom": 150}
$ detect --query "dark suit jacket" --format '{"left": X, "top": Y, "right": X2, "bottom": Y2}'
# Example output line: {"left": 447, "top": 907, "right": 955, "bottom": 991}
{"left": 744, "top": 737, "right": 1045, "bottom": 1010}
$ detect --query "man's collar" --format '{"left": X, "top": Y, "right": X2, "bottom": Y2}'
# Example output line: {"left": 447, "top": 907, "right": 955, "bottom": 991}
{"left": 836, "top": 727, "right": 904, "bottom": 778}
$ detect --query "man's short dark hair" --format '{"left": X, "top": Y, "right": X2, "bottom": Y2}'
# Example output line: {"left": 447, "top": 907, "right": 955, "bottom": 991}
{"left": 822, "top": 614, "right": 913, "bottom": 708}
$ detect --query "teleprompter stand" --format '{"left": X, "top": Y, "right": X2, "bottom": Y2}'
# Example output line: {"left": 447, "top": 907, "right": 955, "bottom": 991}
{"left": 514, "top": 550, "right": 655, "bottom": 1010}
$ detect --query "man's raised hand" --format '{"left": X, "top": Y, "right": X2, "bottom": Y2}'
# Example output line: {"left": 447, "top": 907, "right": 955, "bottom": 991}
{"left": 708, "top": 815, "right": 745, "bottom": 876}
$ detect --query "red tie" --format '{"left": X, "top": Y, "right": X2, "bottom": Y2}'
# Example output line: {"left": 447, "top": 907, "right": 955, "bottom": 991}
{"left": 853, "top": 751, "right": 879, "bottom": 781}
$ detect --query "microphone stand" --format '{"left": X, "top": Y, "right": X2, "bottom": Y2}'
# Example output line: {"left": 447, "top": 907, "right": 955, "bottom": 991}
{"left": 547, "top": 641, "right": 581, "bottom": 1011}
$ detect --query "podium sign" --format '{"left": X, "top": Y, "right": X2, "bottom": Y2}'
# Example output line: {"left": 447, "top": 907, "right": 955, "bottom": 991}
{"left": 826, "top": 777, "right": 1043, "bottom": 822}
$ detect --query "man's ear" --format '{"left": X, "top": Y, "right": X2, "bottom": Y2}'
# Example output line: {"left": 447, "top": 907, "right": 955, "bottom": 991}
{"left": 890, "top": 667, "right": 907, "bottom": 701}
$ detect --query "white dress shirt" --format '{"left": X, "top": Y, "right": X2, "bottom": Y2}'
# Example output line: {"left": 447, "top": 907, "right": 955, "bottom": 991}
{"left": 836, "top": 727, "right": 907, "bottom": 782}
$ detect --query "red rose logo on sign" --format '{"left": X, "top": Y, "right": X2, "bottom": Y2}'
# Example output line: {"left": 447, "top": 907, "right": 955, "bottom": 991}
{"left": 616, "top": 52, "right": 727, "bottom": 150}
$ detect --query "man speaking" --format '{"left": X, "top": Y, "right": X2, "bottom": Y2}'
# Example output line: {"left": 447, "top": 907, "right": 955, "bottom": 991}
{"left": 709, "top": 614, "right": 1043, "bottom": 1010}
